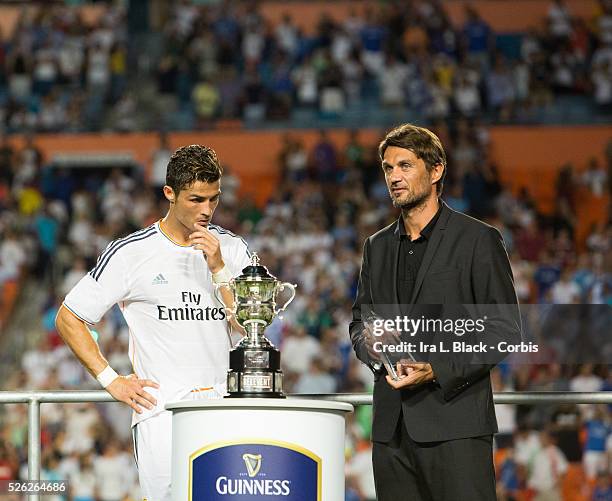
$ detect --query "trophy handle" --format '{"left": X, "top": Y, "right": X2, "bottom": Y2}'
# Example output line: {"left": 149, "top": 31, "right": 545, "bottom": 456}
{"left": 214, "top": 282, "right": 236, "bottom": 318}
{"left": 274, "top": 282, "right": 297, "bottom": 316}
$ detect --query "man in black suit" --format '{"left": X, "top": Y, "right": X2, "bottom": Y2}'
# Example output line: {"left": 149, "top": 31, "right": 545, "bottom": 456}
{"left": 350, "top": 124, "right": 521, "bottom": 500}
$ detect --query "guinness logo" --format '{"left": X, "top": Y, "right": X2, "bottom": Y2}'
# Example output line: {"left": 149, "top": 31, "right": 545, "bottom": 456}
{"left": 242, "top": 453, "right": 262, "bottom": 477}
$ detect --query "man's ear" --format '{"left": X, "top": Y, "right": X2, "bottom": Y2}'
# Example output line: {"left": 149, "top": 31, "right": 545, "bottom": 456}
{"left": 431, "top": 163, "right": 444, "bottom": 184}
{"left": 163, "top": 185, "right": 175, "bottom": 203}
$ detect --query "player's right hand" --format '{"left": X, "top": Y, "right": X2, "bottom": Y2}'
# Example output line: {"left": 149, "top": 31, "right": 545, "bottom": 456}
{"left": 105, "top": 374, "right": 160, "bottom": 414}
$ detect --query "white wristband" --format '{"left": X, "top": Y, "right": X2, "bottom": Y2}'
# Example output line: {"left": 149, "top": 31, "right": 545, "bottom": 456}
{"left": 96, "top": 365, "right": 119, "bottom": 388}
{"left": 212, "top": 265, "right": 233, "bottom": 284}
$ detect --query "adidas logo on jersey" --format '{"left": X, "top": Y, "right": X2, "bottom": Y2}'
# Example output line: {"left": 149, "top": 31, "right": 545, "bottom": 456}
{"left": 152, "top": 273, "right": 168, "bottom": 285}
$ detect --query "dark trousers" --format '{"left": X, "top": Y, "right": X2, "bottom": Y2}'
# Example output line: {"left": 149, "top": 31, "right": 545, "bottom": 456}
{"left": 372, "top": 411, "right": 496, "bottom": 501}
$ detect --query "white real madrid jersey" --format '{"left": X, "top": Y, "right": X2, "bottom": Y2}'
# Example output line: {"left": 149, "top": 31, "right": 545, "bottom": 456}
{"left": 64, "top": 221, "right": 251, "bottom": 425}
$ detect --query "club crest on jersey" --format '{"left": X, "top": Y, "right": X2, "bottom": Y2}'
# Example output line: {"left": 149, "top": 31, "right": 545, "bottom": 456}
{"left": 152, "top": 273, "right": 168, "bottom": 285}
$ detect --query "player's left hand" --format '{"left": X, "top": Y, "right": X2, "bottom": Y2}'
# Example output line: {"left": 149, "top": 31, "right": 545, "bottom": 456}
{"left": 190, "top": 223, "right": 224, "bottom": 273}
{"left": 385, "top": 362, "right": 435, "bottom": 389}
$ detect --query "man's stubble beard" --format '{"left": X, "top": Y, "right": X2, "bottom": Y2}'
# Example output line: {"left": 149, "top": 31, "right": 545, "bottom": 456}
{"left": 391, "top": 184, "right": 432, "bottom": 211}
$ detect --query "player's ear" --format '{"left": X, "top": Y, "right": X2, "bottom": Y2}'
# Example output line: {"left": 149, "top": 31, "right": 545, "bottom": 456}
{"left": 430, "top": 163, "right": 444, "bottom": 184}
{"left": 163, "top": 185, "right": 176, "bottom": 204}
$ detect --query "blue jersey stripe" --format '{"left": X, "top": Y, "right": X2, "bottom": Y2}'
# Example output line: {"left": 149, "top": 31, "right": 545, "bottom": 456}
{"left": 92, "top": 230, "right": 157, "bottom": 281}
{"left": 90, "top": 226, "right": 153, "bottom": 277}
{"left": 90, "top": 226, "right": 155, "bottom": 279}
{"left": 208, "top": 224, "right": 252, "bottom": 258}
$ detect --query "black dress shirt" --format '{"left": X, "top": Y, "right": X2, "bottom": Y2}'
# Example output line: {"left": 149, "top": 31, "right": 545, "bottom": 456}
{"left": 397, "top": 204, "right": 443, "bottom": 305}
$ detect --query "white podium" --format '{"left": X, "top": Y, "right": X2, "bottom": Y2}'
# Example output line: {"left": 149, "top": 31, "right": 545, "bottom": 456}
{"left": 166, "top": 398, "right": 353, "bottom": 501}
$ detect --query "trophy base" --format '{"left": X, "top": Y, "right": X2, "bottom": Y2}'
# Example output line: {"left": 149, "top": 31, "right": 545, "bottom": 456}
{"left": 225, "top": 391, "right": 285, "bottom": 399}
{"left": 226, "top": 340, "right": 286, "bottom": 398}
{"left": 226, "top": 368, "right": 284, "bottom": 398}
{"left": 227, "top": 369, "right": 284, "bottom": 398}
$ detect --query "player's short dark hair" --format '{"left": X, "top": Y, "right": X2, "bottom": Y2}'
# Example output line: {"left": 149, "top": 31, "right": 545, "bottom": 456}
{"left": 166, "top": 144, "right": 223, "bottom": 194}
{"left": 378, "top": 124, "right": 447, "bottom": 195}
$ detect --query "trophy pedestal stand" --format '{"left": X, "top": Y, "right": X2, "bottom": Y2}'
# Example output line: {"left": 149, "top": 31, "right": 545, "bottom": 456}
{"left": 226, "top": 323, "right": 284, "bottom": 398}
{"left": 227, "top": 345, "right": 283, "bottom": 398}
{"left": 166, "top": 398, "right": 353, "bottom": 501}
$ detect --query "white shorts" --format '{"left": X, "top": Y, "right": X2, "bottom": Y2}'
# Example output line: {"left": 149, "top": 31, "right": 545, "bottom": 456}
{"left": 132, "top": 386, "right": 225, "bottom": 501}
{"left": 133, "top": 410, "right": 172, "bottom": 501}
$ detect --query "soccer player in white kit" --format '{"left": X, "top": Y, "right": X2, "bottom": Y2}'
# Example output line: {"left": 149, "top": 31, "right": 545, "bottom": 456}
{"left": 55, "top": 145, "right": 251, "bottom": 501}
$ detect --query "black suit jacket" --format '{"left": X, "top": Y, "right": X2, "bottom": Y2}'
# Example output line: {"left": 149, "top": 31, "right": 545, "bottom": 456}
{"left": 350, "top": 201, "right": 521, "bottom": 443}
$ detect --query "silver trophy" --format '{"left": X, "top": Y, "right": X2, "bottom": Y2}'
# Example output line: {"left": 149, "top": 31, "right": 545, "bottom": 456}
{"left": 214, "top": 253, "right": 296, "bottom": 397}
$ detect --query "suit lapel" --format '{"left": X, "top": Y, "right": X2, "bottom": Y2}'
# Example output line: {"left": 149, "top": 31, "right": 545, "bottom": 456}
{"left": 408, "top": 202, "right": 451, "bottom": 304}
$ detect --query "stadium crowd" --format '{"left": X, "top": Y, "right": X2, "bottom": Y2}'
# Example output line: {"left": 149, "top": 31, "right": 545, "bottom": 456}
{"left": 0, "top": 0, "right": 611, "bottom": 132}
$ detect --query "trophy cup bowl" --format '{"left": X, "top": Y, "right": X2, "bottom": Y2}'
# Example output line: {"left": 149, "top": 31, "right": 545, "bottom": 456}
{"left": 214, "top": 253, "right": 296, "bottom": 398}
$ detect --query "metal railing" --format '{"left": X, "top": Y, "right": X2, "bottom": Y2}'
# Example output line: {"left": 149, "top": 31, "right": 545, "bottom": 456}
{"left": 1, "top": 390, "right": 611, "bottom": 501}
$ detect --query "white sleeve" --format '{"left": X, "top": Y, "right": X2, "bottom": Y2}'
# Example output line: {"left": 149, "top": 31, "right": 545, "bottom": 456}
{"left": 63, "top": 247, "right": 130, "bottom": 324}
{"left": 226, "top": 238, "right": 252, "bottom": 278}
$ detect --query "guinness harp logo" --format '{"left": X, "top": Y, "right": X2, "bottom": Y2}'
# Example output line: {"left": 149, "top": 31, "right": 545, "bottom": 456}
{"left": 242, "top": 453, "right": 262, "bottom": 477}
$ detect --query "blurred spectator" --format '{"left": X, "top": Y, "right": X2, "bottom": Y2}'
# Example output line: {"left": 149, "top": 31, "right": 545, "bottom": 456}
{"left": 279, "top": 134, "right": 308, "bottom": 183}
{"left": 281, "top": 325, "right": 320, "bottom": 375}
{"left": 93, "top": 439, "right": 135, "bottom": 501}
{"left": 515, "top": 426, "right": 542, "bottom": 469}
{"left": 0, "top": 135, "right": 15, "bottom": 185}
{"left": 0, "top": 440, "right": 19, "bottom": 481}
{"left": 497, "top": 447, "right": 521, "bottom": 501}
{"left": 551, "top": 404, "right": 582, "bottom": 464}
{"left": 527, "top": 429, "right": 569, "bottom": 501}
{"left": 533, "top": 251, "right": 561, "bottom": 302}
{"left": 275, "top": 13, "right": 299, "bottom": 57}
{"left": 41, "top": 453, "right": 65, "bottom": 501}
{"left": 586, "top": 257, "right": 612, "bottom": 304}
{"left": 311, "top": 130, "right": 338, "bottom": 182}
{"left": 462, "top": 6, "right": 493, "bottom": 70}
{"left": 360, "top": 11, "right": 387, "bottom": 74}
{"left": 345, "top": 441, "right": 376, "bottom": 501}
{"left": 570, "top": 364, "right": 604, "bottom": 392}
{"left": 69, "top": 453, "right": 96, "bottom": 501}
{"left": 0, "top": 228, "right": 25, "bottom": 286}
{"left": 61, "top": 256, "right": 87, "bottom": 297}
{"left": 192, "top": 79, "right": 220, "bottom": 124}
{"left": 62, "top": 404, "right": 99, "bottom": 455}
{"left": 150, "top": 131, "right": 172, "bottom": 194}
{"left": 583, "top": 405, "right": 611, "bottom": 480}
{"left": 294, "top": 357, "right": 337, "bottom": 394}
{"left": 454, "top": 70, "right": 481, "bottom": 117}
{"left": 293, "top": 54, "right": 318, "bottom": 107}
{"left": 487, "top": 57, "right": 516, "bottom": 121}
{"left": 550, "top": 267, "right": 581, "bottom": 303}
{"left": 379, "top": 54, "right": 408, "bottom": 107}
{"left": 547, "top": 0, "right": 573, "bottom": 42}
{"left": 571, "top": 364, "right": 604, "bottom": 420}
{"left": 592, "top": 472, "right": 612, "bottom": 501}
{"left": 582, "top": 159, "right": 609, "bottom": 197}
{"left": 492, "top": 368, "right": 516, "bottom": 449}
{"left": 516, "top": 221, "right": 548, "bottom": 262}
